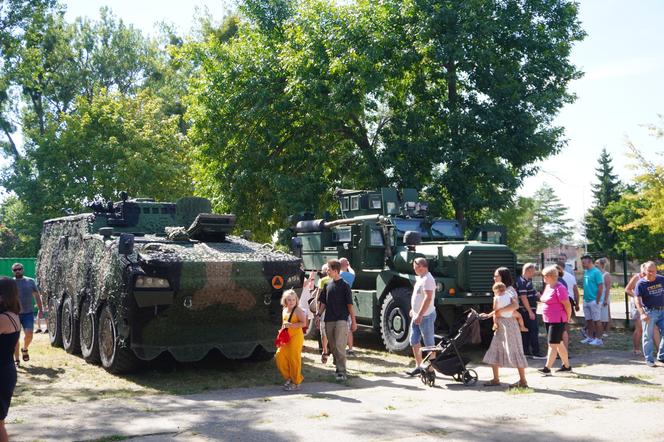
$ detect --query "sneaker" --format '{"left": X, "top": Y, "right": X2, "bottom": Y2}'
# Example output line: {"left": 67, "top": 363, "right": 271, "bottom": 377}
{"left": 580, "top": 337, "right": 593, "bottom": 344}
{"left": 43, "top": 329, "right": 48, "bottom": 334}
{"left": 283, "top": 380, "right": 292, "bottom": 389}
{"left": 646, "top": 360, "right": 657, "bottom": 368}
{"left": 335, "top": 373, "right": 347, "bottom": 382}
{"left": 538, "top": 367, "right": 552, "bottom": 376}
{"left": 580, "top": 328, "right": 588, "bottom": 339}
{"left": 406, "top": 367, "right": 423, "bottom": 377}
{"left": 556, "top": 365, "right": 572, "bottom": 373}
{"left": 589, "top": 338, "right": 603, "bottom": 346}
{"left": 602, "top": 333, "right": 609, "bottom": 338}
{"left": 532, "top": 354, "right": 547, "bottom": 360}
{"left": 347, "top": 349, "right": 355, "bottom": 357}
{"left": 35, "top": 329, "right": 42, "bottom": 334}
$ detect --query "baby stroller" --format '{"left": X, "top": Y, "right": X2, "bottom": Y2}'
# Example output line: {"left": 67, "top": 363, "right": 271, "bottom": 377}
{"left": 419, "top": 309, "right": 481, "bottom": 387}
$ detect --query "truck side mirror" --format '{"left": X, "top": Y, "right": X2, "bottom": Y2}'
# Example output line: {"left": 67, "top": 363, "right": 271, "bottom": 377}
{"left": 118, "top": 233, "right": 135, "bottom": 255}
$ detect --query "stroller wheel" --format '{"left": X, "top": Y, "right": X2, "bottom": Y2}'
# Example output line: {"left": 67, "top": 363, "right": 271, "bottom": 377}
{"left": 462, "top": 369, "right": 478, "bottom": 386}
{"left": 425, "top": 370, "right": 436, "bottom": 387}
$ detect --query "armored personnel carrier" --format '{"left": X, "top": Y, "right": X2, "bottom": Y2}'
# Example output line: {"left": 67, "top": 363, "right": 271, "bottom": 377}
{"left": 290, "top": 188, "right": 516, "bottom": 352}
{"left": 37, "top": 194, "right": 301, "bottom": 373}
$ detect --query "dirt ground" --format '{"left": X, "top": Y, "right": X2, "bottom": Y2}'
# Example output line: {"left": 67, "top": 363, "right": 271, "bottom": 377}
{"left": 6, "top": 326, "right": 664, "bottom": 441}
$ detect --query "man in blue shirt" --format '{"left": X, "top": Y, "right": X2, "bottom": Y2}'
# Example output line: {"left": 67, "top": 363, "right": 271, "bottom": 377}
{"left": 580, "top": 255, "right": 604, "bottom": 346}
{"left": 339, "top": 258, "right": 357, "bottom": 356}
{"left": 634, "top": 261, "right": 664, "bottom": 367}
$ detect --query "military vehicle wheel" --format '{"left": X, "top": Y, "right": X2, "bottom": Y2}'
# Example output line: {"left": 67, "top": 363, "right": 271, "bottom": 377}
{"left": 379, "top": 288, "right": 412, "bottom": 354}
{"left": 47, "top": 296, "right": 62, "bottom": 347}
{"left": 98, "top": 304, "right": 140, "bottom": 373}
{"left": 79, "top": 298, "right": 100, "bottom": 363}
{"left": 248, "top": 346, "right": 275, "bottom": 362}
{"left": 61, "top": 296, "right": 81, "bottom": 354}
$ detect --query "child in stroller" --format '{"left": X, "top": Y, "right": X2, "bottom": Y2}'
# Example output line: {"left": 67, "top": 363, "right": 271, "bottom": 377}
{"left": 419, "top": 309, "right": 481, "bottom": 387}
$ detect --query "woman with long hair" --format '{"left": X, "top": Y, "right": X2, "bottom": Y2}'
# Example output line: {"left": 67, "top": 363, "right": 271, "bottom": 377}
{"left": 0, "top": 277, "right": 21, "bottom": 442}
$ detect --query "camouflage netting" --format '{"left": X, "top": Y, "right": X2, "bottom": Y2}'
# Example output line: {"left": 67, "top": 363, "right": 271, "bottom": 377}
{"left": 37, "top": 212, "right": 301, "bottom": 362}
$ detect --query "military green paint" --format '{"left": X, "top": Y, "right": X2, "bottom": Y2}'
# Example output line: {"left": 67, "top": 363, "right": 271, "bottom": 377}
{"left": 0, "top": 258, "right": 36, "bottom": 278}
{"left": 38, "top": 196, "right": 301, "bottom": 367}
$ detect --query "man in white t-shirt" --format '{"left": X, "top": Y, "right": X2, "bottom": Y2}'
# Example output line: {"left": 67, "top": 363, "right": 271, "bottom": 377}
{"left": 407, "top": 257, "right": 437, "bottom": 376}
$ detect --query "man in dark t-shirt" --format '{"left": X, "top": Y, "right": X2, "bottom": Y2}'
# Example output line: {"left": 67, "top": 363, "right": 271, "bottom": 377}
{"left": 516, "top": 263, "right": 543, "bottom": 358}
{"left": 634, "top": 261, "right": 664, "bottom": 367}
{"left": 317, "top": 259, "right": 357, "bottom": 381}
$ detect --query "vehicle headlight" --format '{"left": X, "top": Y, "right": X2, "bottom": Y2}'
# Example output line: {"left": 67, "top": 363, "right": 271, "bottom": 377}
{"left": 436, "top": 282, "right": 444, "bottom": 293}
{"left": 135, "top": 276, "right": 170, "bottom": 289}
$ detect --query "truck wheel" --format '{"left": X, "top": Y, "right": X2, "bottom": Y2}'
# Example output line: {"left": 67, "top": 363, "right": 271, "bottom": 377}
{"left": 79, "top": 298, "right": 100, "bottom": 363}
{"left": 61, "top": 296, "right": 81, "bottom": 354}
{"left": 98, "top": 304, "right": 140, "bottom": 374}
{"left": 47, "top": 296, "right": 62, "bottom": 347}
{"left": 380, "top": 288, "right": 412, "bottom": 354}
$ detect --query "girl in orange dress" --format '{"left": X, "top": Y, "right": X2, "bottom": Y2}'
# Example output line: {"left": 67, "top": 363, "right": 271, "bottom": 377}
{"left": 275, "top": 289, "right": 306, "bottom": 391}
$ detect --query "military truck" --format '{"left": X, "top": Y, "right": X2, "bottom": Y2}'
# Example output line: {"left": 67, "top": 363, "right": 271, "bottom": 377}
{"left": 37, "top": 193, "right": 301, "bottom": 373}
{"left": 290, "top": 188, "right": 516, "bottom": 352}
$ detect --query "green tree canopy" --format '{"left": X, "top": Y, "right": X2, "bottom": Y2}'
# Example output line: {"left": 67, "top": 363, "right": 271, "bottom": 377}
{"left": 187, "top": 0, "right": 584, "bottom": 239}
{"left": 584, "top": 148, "right": 622, "bottom": 256}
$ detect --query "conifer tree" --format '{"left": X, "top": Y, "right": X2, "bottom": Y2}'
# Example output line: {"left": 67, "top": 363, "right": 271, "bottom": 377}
{"left": 584, "top": 148, "right": 622, "bottom": 259}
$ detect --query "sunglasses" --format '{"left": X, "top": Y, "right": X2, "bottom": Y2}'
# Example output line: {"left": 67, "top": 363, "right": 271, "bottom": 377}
{"left": 12, "top": 268, "right": 23, "bottom": 271}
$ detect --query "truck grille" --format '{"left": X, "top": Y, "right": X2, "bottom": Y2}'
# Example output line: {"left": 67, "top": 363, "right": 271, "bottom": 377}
{"left": 465, "top": 249, "right": 516, "bottom": 294}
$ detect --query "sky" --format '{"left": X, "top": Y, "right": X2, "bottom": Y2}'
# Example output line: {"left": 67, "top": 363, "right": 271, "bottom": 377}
{"left": 11, "top": 0, "right": 664, "bottom": 237}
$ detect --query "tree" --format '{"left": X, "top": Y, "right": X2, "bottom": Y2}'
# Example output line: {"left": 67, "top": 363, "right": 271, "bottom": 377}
{"left": 584, "top": 148, "right": 622, "bottom": 257}
{"left": 1, "top": 8, "right": 193, "bottom": 255}
{"left": 605, "top": 187, "right": 664, "bottom": 262}
{"left": 489, "top": 195, "right": 536, "bottom": 255}
{"left": 525, "top": 183, "right": 573, "bottom": 254}
{"left": 187, "top": 0, "right": 584, "bottom": 239}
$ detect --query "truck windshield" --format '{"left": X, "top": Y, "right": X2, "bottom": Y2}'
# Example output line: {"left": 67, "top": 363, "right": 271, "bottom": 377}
{"left": 394, "top": 219, "right": 464, "bottom": 241}
{"left": 431, "top": 221, "right": 463, "bottom": 240}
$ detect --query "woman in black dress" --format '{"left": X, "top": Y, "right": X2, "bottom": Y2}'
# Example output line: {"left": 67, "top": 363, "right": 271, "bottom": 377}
{"left": 0, "top": 277, "right": 21, "bottom": 442}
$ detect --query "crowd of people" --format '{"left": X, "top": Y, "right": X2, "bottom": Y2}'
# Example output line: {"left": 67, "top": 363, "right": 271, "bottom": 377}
{"left": 274, "top": 254, "right": 664, "bottom": 392}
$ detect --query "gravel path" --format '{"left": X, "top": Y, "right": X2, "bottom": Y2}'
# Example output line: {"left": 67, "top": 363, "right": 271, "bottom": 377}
{"left": 8, "top": 350, "right": 663, "bottom": 442}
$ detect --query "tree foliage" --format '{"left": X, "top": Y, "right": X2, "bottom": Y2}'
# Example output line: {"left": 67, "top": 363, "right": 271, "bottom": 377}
{"left": 1, "top": 8, "right": 193, "bottom": 255}
{"left": 584, "top": 148, "right": 622, "bottom": 256}
{"left": 187, "top": 0, "right": 584, "bottom": 239}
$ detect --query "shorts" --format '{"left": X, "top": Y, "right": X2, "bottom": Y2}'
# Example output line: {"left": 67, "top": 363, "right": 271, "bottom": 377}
{"left": 19, "top": 312, "right": 34, "bottom": 331}
{"left": 600, "top": 303, "right": 609, "bottom": 322}
{"left": 583, "top": 302, "right": 601, "bottom": 322}
{"left": 545, "top": 322, "right": 565, "bottom": 344}
{"left": 409, "top": 312, "right": 436, "bottom": 347}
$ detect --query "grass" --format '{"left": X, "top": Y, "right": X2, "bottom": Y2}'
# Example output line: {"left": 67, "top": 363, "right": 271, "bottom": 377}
{"left": 634, "top": 395, "right": 663, "bottom": 403}
{"left": 505, "top": 387, "right": 534, "bottom": 395}
{"left": 14, "top": 331, "right": 412, "bottom": 408}
{"left": 385, "top": 405, "right": 397, "bottom": 411}
{"left": 308, "top": 412, "right": 330, "bottom": 419}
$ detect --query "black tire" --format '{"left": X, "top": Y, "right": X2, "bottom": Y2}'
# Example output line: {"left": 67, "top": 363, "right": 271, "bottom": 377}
{"left": 61, "top": 296, "right": 81, "bottom": 354}
{"left": 247, "top": 346, "right": 275, "bottom": 362}
{"left": 463, "top": 369, "right": 478, "bottom": 386}
{"left": 98, "top": 304, "right": 140, "bottom": 374}
{"left": 79, "top": 298, "right": 100, "bottom": 363}
{"left": 379, "top": 288, "right": 412, "bottom": 354}
{"left": 47, "top": 296, "right": 62, "bottom": 347}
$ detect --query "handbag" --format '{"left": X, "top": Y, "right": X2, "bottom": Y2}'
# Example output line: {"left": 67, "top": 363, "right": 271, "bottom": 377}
{"left": 275, "top": 308, "right": 296, "bottom": 348}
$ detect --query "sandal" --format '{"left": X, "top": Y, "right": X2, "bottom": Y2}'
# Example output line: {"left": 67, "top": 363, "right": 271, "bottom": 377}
{"left": 321, "top": 353, "right": 329, "bottom": 364}
{"left": 15, "top": 359, "right": 20, "bottom": 367}
{"left": 21, "top": 348, "right": 29, "bottom": 362}
{"left": 509, "top": 381, "right": 529, "bottom": 389}
{"left": 483, "top": 379, "right": 501, "bottom": 387}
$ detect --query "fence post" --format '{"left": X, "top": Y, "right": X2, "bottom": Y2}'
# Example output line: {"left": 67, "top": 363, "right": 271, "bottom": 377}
{"left": 622, "top": 250, "right": 629, "bottom": 329}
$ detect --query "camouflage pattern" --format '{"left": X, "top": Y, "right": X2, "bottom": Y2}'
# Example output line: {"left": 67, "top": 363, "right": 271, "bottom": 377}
{"left": 37, "top": 196, "right": 301, "bottom": 369}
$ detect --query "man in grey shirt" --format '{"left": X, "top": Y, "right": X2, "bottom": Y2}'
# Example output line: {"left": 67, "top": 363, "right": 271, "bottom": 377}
{"left": 12, "top": 263, "right": 43, "bottom": 363}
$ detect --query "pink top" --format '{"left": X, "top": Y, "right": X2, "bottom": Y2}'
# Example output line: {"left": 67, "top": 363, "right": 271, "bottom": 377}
{"left": 541, "top": 282, "right": 569, "bottom": 323}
